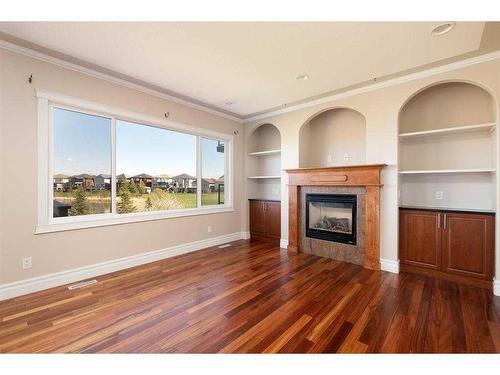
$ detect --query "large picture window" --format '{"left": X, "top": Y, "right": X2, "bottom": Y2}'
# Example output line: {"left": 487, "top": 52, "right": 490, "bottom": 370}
{"left": 38, "top": 90, "right": 232, "bottom": 233}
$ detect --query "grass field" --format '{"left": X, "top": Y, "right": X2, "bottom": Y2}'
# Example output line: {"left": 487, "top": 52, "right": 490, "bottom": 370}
{"left": 54, "top": 190, "right": 223, "bottom": 215}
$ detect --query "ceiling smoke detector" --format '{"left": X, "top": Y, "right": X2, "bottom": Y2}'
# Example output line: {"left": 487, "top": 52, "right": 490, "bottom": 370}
{"left": 224, "top": 101, "right": 234, "bottom": 106}
{"left": 431, "top": 22, "right": 456, "bottom": 36}
{"left": 296, "top": 74, "right": 310, "bottom": 81}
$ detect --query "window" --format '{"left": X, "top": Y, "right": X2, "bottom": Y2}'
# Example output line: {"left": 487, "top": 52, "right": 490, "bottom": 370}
{"left": 116, "top": 120, "right": 197, "bottom": 213}
{"left": 38, "top": 90, "right": 232, "bottom": 233}
{"left": 201, "top": 138, "right": 226, "bottom": 206}
{"left": 52, "top": 108, "right": 112, "bottom": 218}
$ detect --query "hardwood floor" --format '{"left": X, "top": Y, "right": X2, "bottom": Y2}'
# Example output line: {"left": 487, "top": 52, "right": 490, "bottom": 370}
{"left": 0, "top": 239, "right": 499, "bottom": 353}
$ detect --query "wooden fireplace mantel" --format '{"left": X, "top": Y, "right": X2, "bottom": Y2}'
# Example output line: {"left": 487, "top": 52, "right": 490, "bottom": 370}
{"left": 285, "top": 164, "right": 386, "bottom": 270}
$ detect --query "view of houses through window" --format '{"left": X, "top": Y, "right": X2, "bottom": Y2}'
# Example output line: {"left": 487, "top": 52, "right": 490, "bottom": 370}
{"left": 52, "top": 107, "right": 227, "bottom": 219}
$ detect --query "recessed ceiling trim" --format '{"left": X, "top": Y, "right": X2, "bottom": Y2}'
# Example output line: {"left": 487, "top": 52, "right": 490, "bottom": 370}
{"left": 244, "top": 49, "right": 500, "bottom": 123}
{"left": 0, "top": 37, "right": 245, "bottom": 123}
{"left": 1, "top": 31, "right": 498, "bottom": 125}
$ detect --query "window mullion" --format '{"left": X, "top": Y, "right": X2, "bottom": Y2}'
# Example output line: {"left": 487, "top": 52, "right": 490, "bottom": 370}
{"left": 196, "top": 136, "right": 202, "bottom": 208}
{"left": 111, "top": 117, "right": 117, "bottom": 215}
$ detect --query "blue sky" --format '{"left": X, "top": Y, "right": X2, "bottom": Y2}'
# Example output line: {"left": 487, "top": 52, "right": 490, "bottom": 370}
{"left": 53, "top": 108, "right": 225, "bottom": 178}
{"left": 53, "top": 108, "right": 112, "bottom": 176}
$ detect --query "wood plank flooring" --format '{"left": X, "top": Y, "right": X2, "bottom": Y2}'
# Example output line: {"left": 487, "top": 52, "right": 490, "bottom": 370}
{"left": 0, "top": 239, "right": 499, "bottom": 353}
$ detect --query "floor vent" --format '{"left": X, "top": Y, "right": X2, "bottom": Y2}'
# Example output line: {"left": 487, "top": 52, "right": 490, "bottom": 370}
{"left": 218, "top": 244, "right": 232, "bottom": 248}
{"left": 67, "top": 279, "right": 98, "bottom": 290}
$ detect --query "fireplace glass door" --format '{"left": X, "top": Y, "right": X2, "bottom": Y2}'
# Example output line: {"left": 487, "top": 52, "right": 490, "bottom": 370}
{"left": 305, "top": 194, "right": 357, "bottom": 245}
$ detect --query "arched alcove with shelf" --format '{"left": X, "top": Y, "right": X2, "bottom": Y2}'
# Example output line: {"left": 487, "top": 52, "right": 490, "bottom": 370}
{"left": 246, "top": 123, "right": 282, "bottom": 200}
{"left": 299, "top": 108, "right": 366, "bottom": 168}
{"left": 398, "top": 81, "right": 497, "bottom": 211}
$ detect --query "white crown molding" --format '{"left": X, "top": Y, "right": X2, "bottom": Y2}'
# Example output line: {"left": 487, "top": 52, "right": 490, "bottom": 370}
{"left": 0, "top": 232, "right": 247, "bottom": 301}
{"left": 494, "top": 279, "right": 500, "bottom": 297}
{"left": 0, "top": 39, "right": 244, "bottom": 124}
{"left": 380, "top": 258, "right": 399, "bottom": 274}
{"left": 244, "top": 50, "right": 500, "bottom": 123}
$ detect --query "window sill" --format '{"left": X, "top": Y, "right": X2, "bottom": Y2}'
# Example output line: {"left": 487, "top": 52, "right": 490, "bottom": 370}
{"left": 35, "top": 206, "right": 234, "bottom": 234}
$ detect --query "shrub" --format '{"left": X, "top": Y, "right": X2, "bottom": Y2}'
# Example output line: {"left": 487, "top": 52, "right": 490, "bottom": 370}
{"left": 118, "top": 187, "right": 136, "bottom": 213}
{"left": 68, "top": 187, "right": 91, "bottom": 216}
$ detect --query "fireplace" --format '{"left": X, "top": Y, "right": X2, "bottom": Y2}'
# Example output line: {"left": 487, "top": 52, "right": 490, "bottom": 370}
{"left": 305, "top": 193, "right": 357, "bottom": 245}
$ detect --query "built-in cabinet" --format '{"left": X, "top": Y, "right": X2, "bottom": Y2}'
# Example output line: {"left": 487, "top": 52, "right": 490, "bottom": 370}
{"left": 249, "top": 199, "right": 281, "bottom": 241}
{"left": 399, "top": 208, "right": 494, "bottom": 286}
{"left": 398, "top": 82, "right": 497, "bottom": 287}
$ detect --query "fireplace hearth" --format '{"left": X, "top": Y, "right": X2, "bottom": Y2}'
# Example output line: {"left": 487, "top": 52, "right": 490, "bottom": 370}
{"left": 305, "top": 194, "right": 357, "bottom": 245}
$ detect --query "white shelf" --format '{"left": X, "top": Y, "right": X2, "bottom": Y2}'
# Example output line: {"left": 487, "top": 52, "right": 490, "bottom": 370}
{"left": 399, "top": 122, "right": 496, "bottom": 139}
{"left": 399, "top": 169, "right": 496, "bottom": 175}
{"left": 247, "top": 175, "right": 281, "bottom": 179}
{"left": 248, "top": 149, "right": 281, "bottom": 156}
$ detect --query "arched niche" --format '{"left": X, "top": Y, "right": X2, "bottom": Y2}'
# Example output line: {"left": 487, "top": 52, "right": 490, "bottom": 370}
{"left": 247, "top": 123, "right": 281, "bottom": 153}
{"left": 246, "top": 123, "right": 282, "bottom": 199}
{"left": 398, "top": 81, "right": 497, "bottom": 211}
{"left": 299, "top": 108, "right": 366, "bottom": 168}
{"left": 399, "top": 81, "right": 495, "bottom": 134}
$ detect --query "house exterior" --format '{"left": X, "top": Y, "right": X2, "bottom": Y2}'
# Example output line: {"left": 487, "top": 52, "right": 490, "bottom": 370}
{"left": 69, "top": 174, "right": 96, "bottom": 191}
{"left": 173, "top": 173, "right": 196, "bottom": 193}
{"left": 131, "top": 173, "right": 155, "bottom": 191}
{"left": 53, "top": 173, "right": 70, "bottom": 191}
{"left": 95, "top": 174, "right": 111, "bottom": 190}
{"left": 215, "top": 175, "right": 224, "bottom": 191}
{"left": 200, "top": 178, "right": 216, "bottom": 193}
{"left": 155, "top": 174, "right": 173, "bottom": 190}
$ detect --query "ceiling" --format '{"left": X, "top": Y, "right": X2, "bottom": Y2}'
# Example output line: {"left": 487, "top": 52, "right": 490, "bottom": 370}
{"left": 0, "top": 22, "right": 496, "bottom": 119}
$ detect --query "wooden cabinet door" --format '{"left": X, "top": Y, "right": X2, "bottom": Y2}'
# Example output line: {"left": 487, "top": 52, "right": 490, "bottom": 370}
{"left": 399, "top": 210, "right": 442, "bottom": 270}
{"left": 442, "top": 213, "right": 494, "bottom": 280}
{"left": 249, "top": 200, "right": 266, "bottom": 236}
{"left": 265, "top": 202, "right": 281, "bottom": 239}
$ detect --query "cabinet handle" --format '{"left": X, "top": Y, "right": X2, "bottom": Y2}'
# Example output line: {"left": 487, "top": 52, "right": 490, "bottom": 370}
{"left": 443, "top": 214, "right": 447, "bottom": 230}
{"left": 437, "top": 213, "right": 441, "bottom": 229}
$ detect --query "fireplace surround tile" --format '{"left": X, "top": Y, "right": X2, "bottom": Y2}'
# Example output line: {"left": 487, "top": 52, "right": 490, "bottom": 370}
{"left": 299, "top": 186, "right": 365, "bottom": 265}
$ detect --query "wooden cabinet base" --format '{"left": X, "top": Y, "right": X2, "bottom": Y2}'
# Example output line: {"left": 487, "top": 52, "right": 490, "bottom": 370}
{"left": 399, "top": 208, "right": 494, "bottom": 289}
{"left": 249, "top": 199, "right": 281, "bottom": 243}
{"left": 400, "top": 264, "right": 493, "bottom": 290}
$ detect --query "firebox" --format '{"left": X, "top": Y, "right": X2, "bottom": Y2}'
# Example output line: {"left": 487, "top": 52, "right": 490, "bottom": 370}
{"left": 305, "top": 193, "right": 357, "bottom": 245}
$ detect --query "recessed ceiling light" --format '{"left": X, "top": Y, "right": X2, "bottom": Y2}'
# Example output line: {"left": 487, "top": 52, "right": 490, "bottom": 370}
{"left": 296, "top": 74, "right": 310, "bottom": 81}
{"left": 431, "top": 22, "right": 455, "bottom": 36}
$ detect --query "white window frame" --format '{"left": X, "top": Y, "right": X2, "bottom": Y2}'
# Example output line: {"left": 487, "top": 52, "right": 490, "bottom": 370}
{"left": 36, "top": 89, "right": 234, "bottom": 234}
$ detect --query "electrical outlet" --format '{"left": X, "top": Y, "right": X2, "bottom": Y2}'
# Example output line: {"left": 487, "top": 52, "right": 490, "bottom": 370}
{"left": 343, "top": 153, "right": 350, "bottom": 161}
{"left": 326, "top": 154, "right": 333, "bottom": 163}
{"left": 22, "top": 257, "right": 32, "bottom": 270}
{"left": 435, "top": 191, "right": 444, "bottom": 200}
{"left": 207, "top": 225, "right": 212, "bottom": 233}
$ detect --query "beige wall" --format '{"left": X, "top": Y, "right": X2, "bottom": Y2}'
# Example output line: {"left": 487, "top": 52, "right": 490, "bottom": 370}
{"left": 0, "top": 49, "right": 245, "bottom": 284}
{"left": 245, "top": 57, "right": 500, "bottom": 279}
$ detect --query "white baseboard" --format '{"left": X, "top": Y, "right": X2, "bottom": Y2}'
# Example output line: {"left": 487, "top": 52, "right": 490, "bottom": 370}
{"left": 494, "top": 280, "right": 500, "bottom": 296}
{"left": 380, "top": 258, "right": 400, "bottom": 274}
{"left": 242, "top": 231, "right": 251, "bottom": 240}
{"left": 279, "top": 239, "right": 288, "bottom": 249}
{"left": 0, "top": 232, "right": 246, "bottom": 301}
